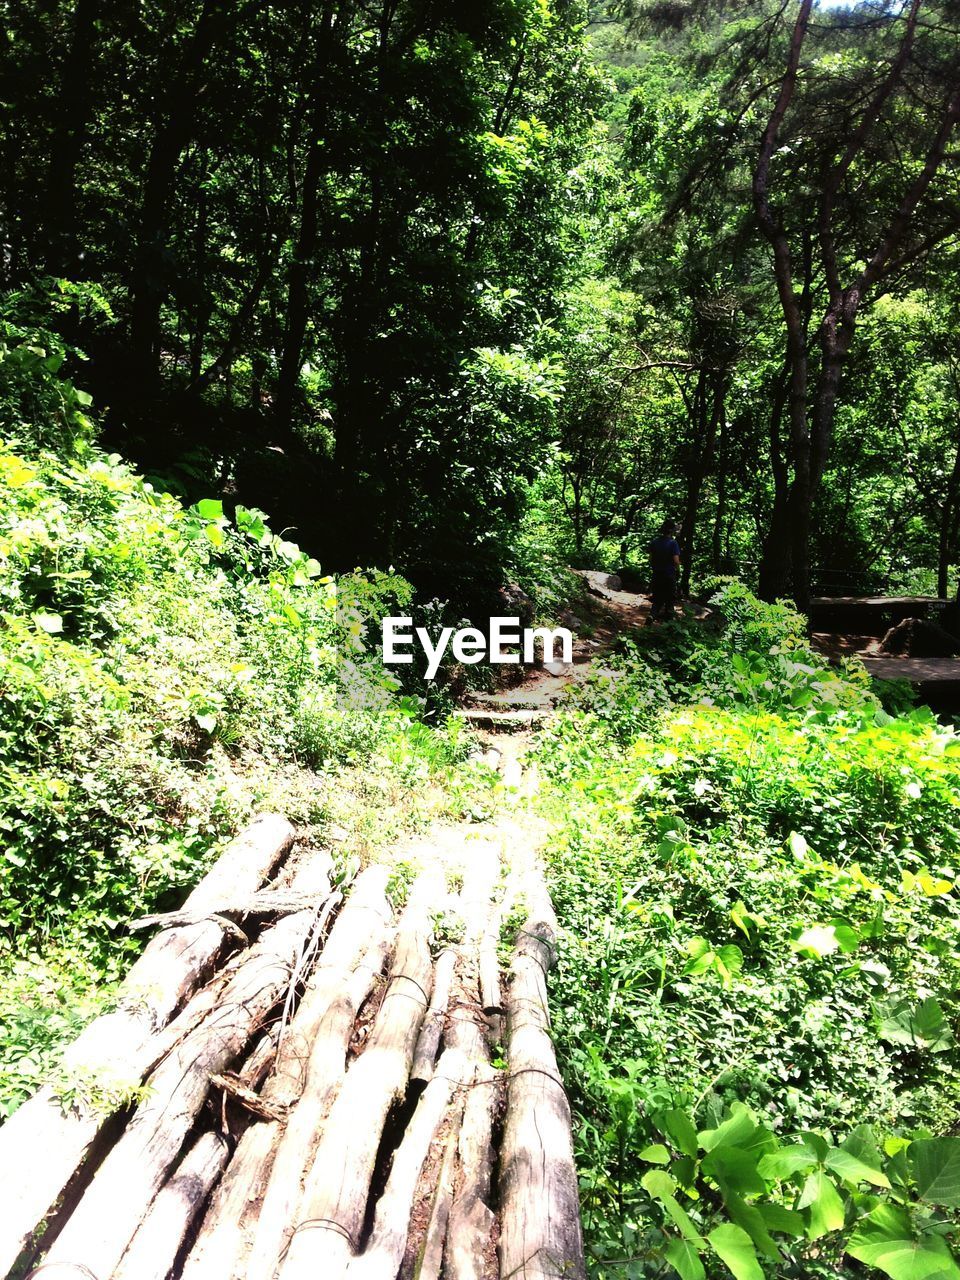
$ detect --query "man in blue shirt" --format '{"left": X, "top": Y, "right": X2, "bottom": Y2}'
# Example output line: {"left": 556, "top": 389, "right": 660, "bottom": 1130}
{"left": 648, "top": 519, "right": 681, "bottom": 622}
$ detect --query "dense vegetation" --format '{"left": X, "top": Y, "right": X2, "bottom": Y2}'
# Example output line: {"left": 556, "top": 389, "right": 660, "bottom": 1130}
{"left": 4, "top": 1, "right": 960, "bottom": 604}
{"left": 0, "top": 288, "right": 468, "bottom": 1117}
{"left": 3, "top": 1, "right": 960, "bottom": 1277}
{"left": 540, "top": 588, "right": 960, "bottom": 1276}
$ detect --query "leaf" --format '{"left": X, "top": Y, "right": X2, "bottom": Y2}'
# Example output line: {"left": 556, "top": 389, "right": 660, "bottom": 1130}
{"left": 847, "top": 1204, "right": 960, "bottom": 1280}
{"left": 702, "top": 1146, "right": 766, "bottom": 1197}
{"left": 639, "top": 1143, "right": 671, "bottom": 1164}
{"left": 204, "top": 523, "right": 225, "bottom": 548}
{"left": 831, "top": 922, "right": 861, "bottom": 953}
{"left": 877, "top": 998, "right": 954, "bottom": 1053}
{"left": 707, "top": 1223, "right": 764, "bottom": 1280}
{"left": 641, "top": 1169, "right": 704, "bottom": 1245}
{"left": 911, "top": 1138, "right": 960, "bottom": 1207}
{"left": 715, "top": 945, "right": 744, "bottom": 983}
{"left": 196, "top": 498, "right": 224, "bottom": 520}
{"left": 798, "top": 1170, "right": 845, "bottom": 1240}
{"left": 792, "top": 924, "right": 842, "bottom": 957}
{"left": 641, "top": 1168, "right": 677, "bottom": 1201}
{"left": 825, "top": 1145, "right": 891, "bottom": 1189}
{"left": 720, "top": 1187, "right": 782, "bottom": 1261}
{"left": 917, "top": 871, "right": 954, "bottom": 897}
{"left": 788, "top": 831, "right": 809, "bottom": 860}
{"left": 756, "top": 1202, "right": 805, "bottom": 1238}
{"left": 664, "top": 1238, "right": 706, "bottom": 1280}
{"left": 194, "top": 713, "right": 217, "bottom": 734}
{"left": 757, "top": 1145, "right": 819, "bottom": 1181}
{"left": 33, "top": 613, "right": 63, "bottom": 634}
{"left": 655, "top": 1108, "right": 699, "bottom": 1158}
{"left": 699, "top": 1103, "right": 758, "bottom": 1153}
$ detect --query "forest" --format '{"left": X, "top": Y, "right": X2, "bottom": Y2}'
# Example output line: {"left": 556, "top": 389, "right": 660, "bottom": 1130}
{"left": 3, "top": 1, "right": 960, "bottom": 1279}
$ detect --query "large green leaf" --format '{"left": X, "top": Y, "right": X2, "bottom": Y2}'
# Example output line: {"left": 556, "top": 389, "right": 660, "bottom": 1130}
{"left": 655, "top": 1108, "right": 699, "bottom": 1158}
{"left": 699, "top": 1103, "right": 758, "bottom": 1153}
{"left": 702, "top": 1146, "right": 766, "bottom": 1197}
{"left": 877, "top": 998, "right": 954, "bottom": 1053}
{"left": 642, "top": 1169, "right": 704, "bottom": 1245}
{"left": 847, "top": 1204, "right": 960, "bottom": 1280}
{"left": 707, "top": 1223, "right": 764, "bottom": 1280}
{"left": 911, "top": 1139, "right": 960, "bottom": 1207}
{"left": 664, "top": 1238, "right": 706, "bottom": 1280}
{"left": 756, "top": 1201, "right": 805, "bottom": 1238}
{"left": 720, "top": 1187, "right": 782, "bottom": 1261}
{"left": 758, "top": 1145, "right": 819, "bottom": 1181}
{"left": 798, "top": 1170, "right": 845, "bottom": 1240}
{"left": 826, "top": 1145, "right": 891, "bottom": 1189}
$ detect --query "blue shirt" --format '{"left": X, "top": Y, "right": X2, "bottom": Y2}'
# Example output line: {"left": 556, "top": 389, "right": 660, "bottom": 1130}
{"left": 650, "top": 536, "right": 681, "bottom": 579}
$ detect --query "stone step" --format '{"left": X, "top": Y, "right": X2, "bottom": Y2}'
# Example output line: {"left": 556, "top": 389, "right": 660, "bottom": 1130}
{"left": 465, "top": 692, "right": 543, "bottom": 711}
{"left": 455, "top": 708, "right": 546, "bottom": 732}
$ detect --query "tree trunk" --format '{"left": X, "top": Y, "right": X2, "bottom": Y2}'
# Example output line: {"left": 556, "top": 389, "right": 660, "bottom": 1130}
{"left": 682, "top": 373, "right": 724, "bottom": 596}
{"left": 348, "top": 1045, "right": 472, "bottom": 1280}
{"left": 411, "top": 947, "right": 457, "bottom": 1083}
{"left": 0, "top": 813, "right": 294, "bottom": 1280}
{"left": 415, "top": 1122, "right": 461, "bottom": 1280}
{"left": 938, "top": 429, "right": 960, "bottom": 598}
{"left": 129, "top": 0, "right": 220, "bottom": 385}
{"left": 44, "top": 0, "right": 97, "bottom": 275}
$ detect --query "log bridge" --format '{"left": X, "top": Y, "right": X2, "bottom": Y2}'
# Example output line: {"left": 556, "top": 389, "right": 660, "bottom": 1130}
{"left": 0, "top": 815, "right": 584, "bottom": 1280}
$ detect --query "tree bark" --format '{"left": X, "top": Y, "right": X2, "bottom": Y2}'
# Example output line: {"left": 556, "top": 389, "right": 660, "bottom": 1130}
{"left": 681, "top": 373, "right": 725, "bottom": 596}
{"left": 938, "top": 427, "right": 960, "bottom": 598}
{"left": 225, "top": 868, "right": 395, "bottom": 1280}
{"left": 44, "top": 0, "right": 97, "bottom": 276}
{"left": 348, "top": 1045, "right": 473, "bottom": 1280}
{"left": 411, "top": 947, "right": 457, "bottom": 1083}
{"left": 129, "top": 0, "right": 224, "bottom": 385}
{"left": 112, "top": 1131, "right": 230, "bottom": 1280}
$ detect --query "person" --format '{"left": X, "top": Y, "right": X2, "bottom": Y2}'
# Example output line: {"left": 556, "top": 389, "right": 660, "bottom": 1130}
{"left": 648, "top": 519, "right": 681, "bottom": 622}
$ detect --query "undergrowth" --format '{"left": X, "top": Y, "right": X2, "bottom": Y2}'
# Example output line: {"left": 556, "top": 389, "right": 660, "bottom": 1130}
{"left": 0, "top": 286, "right": 472, "bottom": 1116}
{"left": 537, "top": 583, "right": 960, "bottom": 1279}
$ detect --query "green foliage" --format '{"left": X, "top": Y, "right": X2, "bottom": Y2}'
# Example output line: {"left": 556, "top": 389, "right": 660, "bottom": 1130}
{"left": 0, "top": 338, "right": 464, "bottom": 1117}
{"left": 538, "top": 586, "right": 960, "bottom": 1275}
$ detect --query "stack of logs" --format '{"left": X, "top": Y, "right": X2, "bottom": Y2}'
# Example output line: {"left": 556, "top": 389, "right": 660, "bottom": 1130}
{"left": 0, "top": 814, "right": 584, "bottom": 1280}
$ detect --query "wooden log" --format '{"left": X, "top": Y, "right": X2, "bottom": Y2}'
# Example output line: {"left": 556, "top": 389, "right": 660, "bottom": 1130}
{"left": 129, "top": 887, "right": 334, "bottom": 933}
{"left": 446, "top": 1065, "right": 499, "bottom": 1280}
{"left": 415, "top": 1120, "right": 461, "bottom": 1280}
{"left": 0, "top": 812, "right": 294, "bottom": 1280}
{"left": 498, "top": 868, "right": 585, "bottom": 1280}
{"left": 112, "top": 1130, "right": 229, "bottom": 1280}
{"left": 348, "top": 1045, "right": 473, "bottom": 1280}
{"left": 183, "top": 867, "right": 393, "bottom": 1280}
{"left": 410, "top": 947, "right": 456, "bottom": 1083}
{"left": 442, "top": 946, "right": 499, "bottom": 1280}
{"left": 277, "top": 871, "right": 442, "bottom": 1280}
{"left": 38, "top": 854, "right": 333, "bottom": 1280}
{"left": 479, "top": 947, "right": 503, "bottom": 1046}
